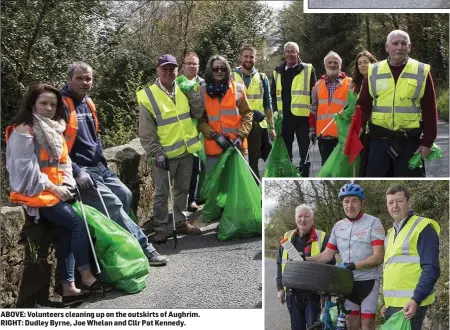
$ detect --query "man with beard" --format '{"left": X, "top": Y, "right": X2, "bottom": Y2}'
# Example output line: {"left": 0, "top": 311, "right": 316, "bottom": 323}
{"left": 233, "top": 46, "right": 275, "bottom": 181}
{"left": 271, "top": 42, "right": 317, "bottom": 177}
{"left": 309, "top": 51, "right": 352, "bottom": 165}
{"left": 357, "top": 30, "right": 438, "bottom": 177}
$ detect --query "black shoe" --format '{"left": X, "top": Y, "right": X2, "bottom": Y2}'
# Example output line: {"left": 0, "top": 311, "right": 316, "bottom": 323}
{"left": 62, "top": 293, "right": 89, "bottom": 306}
{"left": 79, "top": 280, "right": 112, "bottom": 293}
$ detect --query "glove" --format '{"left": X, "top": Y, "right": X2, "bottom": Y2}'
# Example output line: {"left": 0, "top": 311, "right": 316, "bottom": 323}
{"left": 232, "top": 136, "right": 243, "bottom": 149}
{"left": 53, "top": 186, "right": 75, "bottom": 202}
{"left": 211, "top": 132, "right": 230, "bottom": 150}
{"left": 277, "top": 289, "right": 285, "bottom": 305}
{"left": 344, "top": 262, "right": 356, "bottom": 271}
{"left": 75, "top": 171, "right": 94, "bottom": 189}
{"left": 309, "top": 132, "right": 317, "bottom": 144}
{"left": 253, "top": 110, "right": 266, "bottom": 123}
{"left": 155, "top": 154, "right": 169, "bottom": 171}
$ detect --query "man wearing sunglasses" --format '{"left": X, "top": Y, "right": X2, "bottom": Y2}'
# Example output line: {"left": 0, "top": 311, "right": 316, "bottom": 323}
{"left": 232, "top": 46, "right": 275, "bottom": 182}
{"left": 137, "top": 54, "right": 204, "bottom": 243}
{"left": 271, "top": 41, "right": 317, "bottom": 177}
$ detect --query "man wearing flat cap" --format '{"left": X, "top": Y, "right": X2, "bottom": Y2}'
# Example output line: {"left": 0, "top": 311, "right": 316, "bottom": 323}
{"left": 137, "top": 54, "right": 204, "bottom": 243}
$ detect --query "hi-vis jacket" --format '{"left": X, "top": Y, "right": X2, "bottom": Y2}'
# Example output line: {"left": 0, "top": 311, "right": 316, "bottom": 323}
{"left": 200, "top": 80, "right": 249, "bottom": 156}
{"left": 6, "top": 125, "right": 68, "bottom": 207}
{"left": 368, "top": 58, "right": 430, "bottom": 131}
{"left": 383, "top": 215, "right": 440, "bottom": 307}
{"left": 62, "top": 96, "right": 99, "bottom": 153}
{"left": 314, "top": 76, "right": 351, "bottom": 138}
{"left": 136, "top": 83, "right": 202, "bottom": 159}
{"left": 273, "top": 63, "right": 313, "bottom": 117}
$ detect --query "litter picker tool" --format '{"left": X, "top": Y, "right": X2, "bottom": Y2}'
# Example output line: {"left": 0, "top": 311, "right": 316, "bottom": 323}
{"left": 90, "top": 174, "right": 110, "bottom": 219}
{"left": 233, "top": 146, "right": 262, "bottom": 185}
{"left": 167, "top": 171, "right": 178, "bottom": 249}
{"left": 74, "top": 185, "right": 105, "bottom": 297}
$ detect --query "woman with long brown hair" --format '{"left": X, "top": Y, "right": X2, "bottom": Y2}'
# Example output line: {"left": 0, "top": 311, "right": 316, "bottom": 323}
{"left": 351, "top": 50, "right": 378, "bottom": 95}
{"left": 5, "top": 84, "right": 105, "bottom": 306}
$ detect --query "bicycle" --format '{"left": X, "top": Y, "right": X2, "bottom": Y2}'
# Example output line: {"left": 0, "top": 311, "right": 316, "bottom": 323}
{"left": 307, "top": 294, "right": 350, "bottom": 330}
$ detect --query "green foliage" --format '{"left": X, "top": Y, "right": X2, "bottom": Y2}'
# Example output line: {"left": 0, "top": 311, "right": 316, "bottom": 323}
{"left": 265, "top": 180, "right": 449, "bottom": 324}
{"left": 436, "top": 88, "right": 449, "bottom": 122}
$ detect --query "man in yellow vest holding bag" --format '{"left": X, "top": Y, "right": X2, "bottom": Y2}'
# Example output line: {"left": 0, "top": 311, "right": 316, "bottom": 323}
{"left": 271, "top": 42, "right": 317, "bottom": 177}
{"left": 276, "top": 204, "right": 334, "bottom": 330}
{"left": 382, "top": 184, "right": 440, "bottom": 330}
{"left": 232, "top": 46, "right": 275, "bottom": 181}
{"left": 138, "top": 54, "right": 204, "bottom": 243}
{"left": 358, "top": 30, "right": 438, "bottom": 177}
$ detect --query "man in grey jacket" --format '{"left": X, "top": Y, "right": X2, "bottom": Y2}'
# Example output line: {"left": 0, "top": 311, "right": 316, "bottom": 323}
{"left": 138, "top": 54, "right": 204, "bottom": 243}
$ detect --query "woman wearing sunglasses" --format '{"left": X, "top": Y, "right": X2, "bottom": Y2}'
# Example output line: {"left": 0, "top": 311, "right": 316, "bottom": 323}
{"left": 198, "top": 55, "right": 253, "bottom": 173}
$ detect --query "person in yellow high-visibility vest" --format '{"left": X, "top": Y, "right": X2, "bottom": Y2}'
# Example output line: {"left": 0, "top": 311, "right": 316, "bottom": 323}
{"left": 381, "top": 184, "right": 440, "bottom": 330}
{"left": 138, "top": 54, "right": 204, "bottom": 243}
{"left": 276, "top": 204, "right": 334, "bottom": 330}
{"left": 233, "top": 46, "right": 275, "bottom": 182}
{"left": 270, "top": 42, "right": 317, "bottom": 177}
{"left": 358, "top": 30, "right": 438, "bottom": 177}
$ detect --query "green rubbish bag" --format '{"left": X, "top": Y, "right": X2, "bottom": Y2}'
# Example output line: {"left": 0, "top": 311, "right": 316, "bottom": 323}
{"left": 408, "top": 143, "right": 442, "bottom": 169}
{"left": 200, "top": 148, "right": 233, "bottom": 222}
{"left": 71, "top": 201, "right": 149, "bottom": 294}
{"left": 264, "top": 115, "right": 301, "bottom": 177}
{"left": 318, "top": 91, "right": 360, "bottom": 177}
{"left": 381, "top": 311, "right": 411, "bottom": 330}
{"left": 217, "top": 148, "right": 262, "bottom": 241}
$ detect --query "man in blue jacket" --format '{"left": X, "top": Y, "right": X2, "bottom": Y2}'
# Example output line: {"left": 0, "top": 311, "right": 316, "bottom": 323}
{"left": 61, "top": 61, "right": 168, "bottom": 266}
{"left": 382, "top": 184, "right": 440, "bottom": 330}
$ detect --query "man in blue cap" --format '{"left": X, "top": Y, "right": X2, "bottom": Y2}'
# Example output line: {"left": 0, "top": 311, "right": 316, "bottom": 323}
{"left": 137, "top": 54, "right": 204, "bottom": 243}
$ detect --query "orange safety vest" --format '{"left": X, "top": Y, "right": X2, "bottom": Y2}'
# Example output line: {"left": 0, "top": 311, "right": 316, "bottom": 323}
{"left": 5, "top": 125, "right": 68, "bottom": 208}
{"left": 315, "top": 76, "right": 351, "bottom": 138}
{"left": 201, "top": 80, "right": 248, "bottom": 156}
{"left": 62, "top": 96, "right": 99, "bottom": 152}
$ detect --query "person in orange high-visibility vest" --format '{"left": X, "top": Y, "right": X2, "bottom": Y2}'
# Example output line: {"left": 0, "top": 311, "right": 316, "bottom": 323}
{"left": 198, "top": 55, "right": 253, "bottom": 174}
{"left": 309, "top": 51, "right": 352, "bottom": 165}
{"left": 5, "top": 84, "right": 103, "bottom": 306}
{"left": 62, "top": 61, "right": 167, "bottom": 265}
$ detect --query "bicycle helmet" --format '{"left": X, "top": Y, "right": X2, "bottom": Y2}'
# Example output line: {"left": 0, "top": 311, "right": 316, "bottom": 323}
{"left": 338, "top": 183, "right": 365, "bottom": 200}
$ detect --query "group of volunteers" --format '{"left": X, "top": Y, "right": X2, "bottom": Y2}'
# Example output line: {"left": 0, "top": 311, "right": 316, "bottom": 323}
{"left": 276, "top": 183, "right": 441, "bottom": 330}
{"left": 4, "top": 26, "right": 437, "bottom": 306}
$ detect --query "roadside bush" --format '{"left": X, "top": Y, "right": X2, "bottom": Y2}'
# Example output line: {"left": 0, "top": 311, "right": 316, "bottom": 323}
{"left": 436, "top": 87, "right": 449, "bottom": 122}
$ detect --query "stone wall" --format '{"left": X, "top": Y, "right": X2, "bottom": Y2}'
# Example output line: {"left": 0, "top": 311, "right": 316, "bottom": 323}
{"left": 0, "top": 138, "right": 155, "bottom": 307}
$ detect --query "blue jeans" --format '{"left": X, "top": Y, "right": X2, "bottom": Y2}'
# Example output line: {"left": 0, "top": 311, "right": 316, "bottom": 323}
{"left": 39, "top": 202, "right": 91, "bottom": 283}
{"left": 286, "top": 291, "right": 321, "bottom": 330}
{"left": 79, "top": 163, "right": 156, "bottom": 255}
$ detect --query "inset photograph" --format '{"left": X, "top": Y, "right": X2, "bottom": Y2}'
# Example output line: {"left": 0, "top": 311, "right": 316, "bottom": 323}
{"left": 307, "top": 0, "right": 450, "bottom": 9}
{"left": 264, "top": 179, "right": 448, "bottom": 330}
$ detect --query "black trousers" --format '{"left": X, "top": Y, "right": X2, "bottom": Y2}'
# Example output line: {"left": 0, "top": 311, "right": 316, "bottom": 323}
{"left": 188, "top": 155, "right": 203, "bottom": 204}
{"left": 248, "top": 122, "right": 264, "bottom": 181}
{"left": 318, "top": 138, "right": 338, "bottom": 165}
{"left": 365, "top": 138, "right": 425, "bottom": 177}
{"left": 282, "top": 115, "right": 310, "bottom": 176}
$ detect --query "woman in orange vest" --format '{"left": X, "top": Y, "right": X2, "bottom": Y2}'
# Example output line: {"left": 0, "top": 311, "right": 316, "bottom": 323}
{"left": 198, "top": 55, "right": 253, "bottom": 174}
{"left": 5, "top": 84, "right": 105, "bottom": 306}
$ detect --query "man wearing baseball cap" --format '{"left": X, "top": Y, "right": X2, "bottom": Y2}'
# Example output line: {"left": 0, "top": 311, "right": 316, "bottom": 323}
{"left": 137, "top": 54, "right": 204, "bottom": 243}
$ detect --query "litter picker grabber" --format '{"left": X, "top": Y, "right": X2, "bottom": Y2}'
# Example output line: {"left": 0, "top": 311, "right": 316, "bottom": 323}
{"left": 90, "top": 174, "right": 110, "bottom": 219}
{"left": 305, "top": 107, "right": 347, "bottom": 170}
{"left": 74, "top": 186, "right": 105, "bottom": 297}
{"left": 167, "top": 171, "right": 178, "bottom": 249}
{"left": 233, "top": 146, "right": 262, "bottom": 185}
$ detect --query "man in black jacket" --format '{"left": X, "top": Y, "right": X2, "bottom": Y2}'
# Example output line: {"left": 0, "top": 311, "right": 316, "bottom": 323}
{"left": 271, "top": 42, "right": 317, "bottom": 177}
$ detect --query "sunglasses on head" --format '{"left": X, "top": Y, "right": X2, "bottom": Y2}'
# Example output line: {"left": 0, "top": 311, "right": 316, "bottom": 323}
{"left": 212, "top": 67, "right": 227, "bottom": 73}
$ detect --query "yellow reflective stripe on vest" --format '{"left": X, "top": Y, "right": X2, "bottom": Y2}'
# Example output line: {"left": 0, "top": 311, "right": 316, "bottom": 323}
{"left": 368, "top": 59, "right": 429, "bottom": 130}
{"left": 137, "top": 84, "right": 202, "bottom": 158}
{"left": 383, "top": 216, "right": 439, "bottom": 307}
